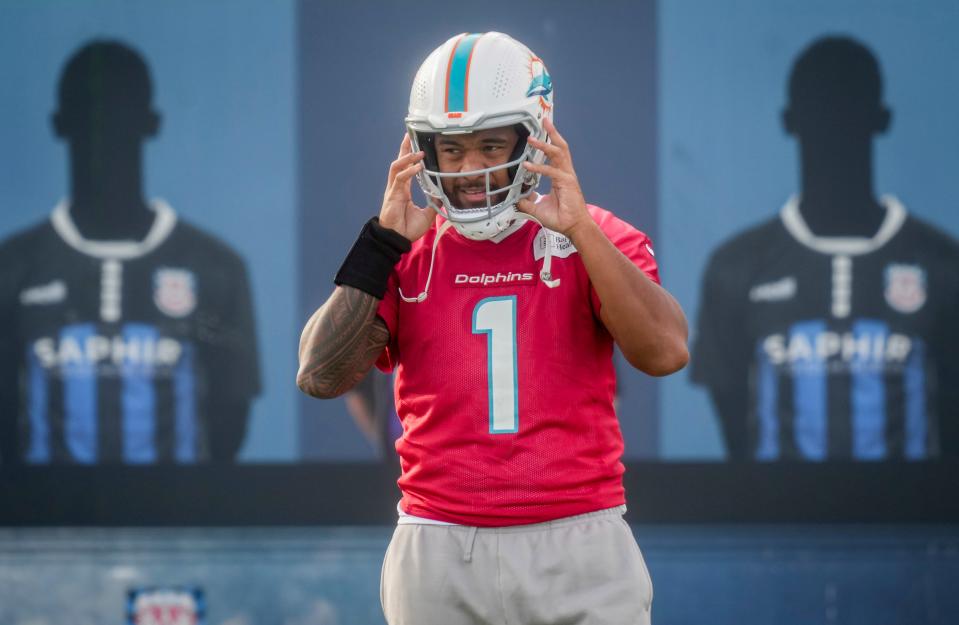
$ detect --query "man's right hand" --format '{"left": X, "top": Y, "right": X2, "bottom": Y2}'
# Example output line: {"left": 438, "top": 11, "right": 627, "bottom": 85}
{"left": 379, "top": 134, "right": 434, "bottom": 242}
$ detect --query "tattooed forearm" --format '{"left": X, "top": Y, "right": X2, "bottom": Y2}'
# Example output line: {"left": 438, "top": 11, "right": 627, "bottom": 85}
{"left": 296, "top": 286, "right": 391, "bottom": 399}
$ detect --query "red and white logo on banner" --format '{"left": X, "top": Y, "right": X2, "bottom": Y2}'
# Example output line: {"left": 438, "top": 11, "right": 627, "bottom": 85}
{"left": 884, "top": 263, "right": 926, "bottom": 314}
{"left": 154, "top": 268, "right": 197, "bottom": 318}
{"left": 129, "top": 588, "right": 203, "bottom": 625}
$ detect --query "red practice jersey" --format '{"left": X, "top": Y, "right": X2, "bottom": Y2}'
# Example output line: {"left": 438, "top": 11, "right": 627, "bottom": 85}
{"left": 376, "top": 204, "right": 659, "bottom": 526}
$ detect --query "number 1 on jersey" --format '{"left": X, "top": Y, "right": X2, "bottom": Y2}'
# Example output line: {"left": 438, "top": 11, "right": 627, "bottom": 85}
{"left": 472, "top": 296, "right": 519, "bottom": 433}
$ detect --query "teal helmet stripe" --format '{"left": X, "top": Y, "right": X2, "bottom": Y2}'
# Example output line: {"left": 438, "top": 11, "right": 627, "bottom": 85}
{"left": 446, "top": 33, "right": 483, "bottom": 112}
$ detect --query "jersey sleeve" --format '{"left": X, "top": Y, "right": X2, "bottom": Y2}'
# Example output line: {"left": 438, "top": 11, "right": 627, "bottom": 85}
{"left": 201, "top": 253, "right": 262, "bottom": 401}
{"left": 0, "top": 239, "right": 21, "bottom": 464}
{"left": 936, "top": 254, "right": 959, "bottom": 458}
{"left": 689, "top": 248, "right": 748, "bottom": 391}
{"left": 689, "top": 245, "right": 756, "bottom": 459}
{"left": 588, "top": 207, "right": 660, "bottom": 317}
{"left": 374, "top": 270, "right": 400, "bottom": 372}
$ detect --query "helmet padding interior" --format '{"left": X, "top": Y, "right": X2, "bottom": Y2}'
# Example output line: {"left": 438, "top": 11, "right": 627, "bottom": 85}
{"left": 506, "top": 124, "right": 530, "bottom": 183}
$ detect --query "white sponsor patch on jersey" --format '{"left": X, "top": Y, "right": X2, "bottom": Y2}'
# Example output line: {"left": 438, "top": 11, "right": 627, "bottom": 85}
{"left": 884, "top": 263, "right": 926, "bottom": 314}
{"left": 154, "top": 268, "right": 197, "bottom": 318}
{"left": 533, "top": 228, "right": 577, "bottom": 261}
{"left": 749, "top": 277, "right": 797, "bottom": 302}
{"left": 645, "top": 243, "right": 655, "bottom": 257}
{"left": 20, "top": 280, "right": 67, "bottom": 305}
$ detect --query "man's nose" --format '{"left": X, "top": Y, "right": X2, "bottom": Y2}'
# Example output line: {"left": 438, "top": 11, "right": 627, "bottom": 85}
{"left": 460, "top": 148, "right": 486, "bottom": 173}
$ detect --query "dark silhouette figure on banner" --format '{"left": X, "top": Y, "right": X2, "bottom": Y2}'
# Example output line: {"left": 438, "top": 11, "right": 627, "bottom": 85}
{"left": 692, "top": 36, "right": 959, "bottom": 461}
{"left": 0, "top": 40, "right": 260, "bottom": 465}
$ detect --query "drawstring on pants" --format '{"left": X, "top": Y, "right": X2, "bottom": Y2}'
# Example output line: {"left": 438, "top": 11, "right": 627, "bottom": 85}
{"left": 463, "top": 526, "right": 478, "bottom": 562}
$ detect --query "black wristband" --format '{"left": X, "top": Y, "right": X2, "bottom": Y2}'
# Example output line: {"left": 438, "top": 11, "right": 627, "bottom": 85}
{"left": 334, "top": 217, "right": 412, "bottom": 298}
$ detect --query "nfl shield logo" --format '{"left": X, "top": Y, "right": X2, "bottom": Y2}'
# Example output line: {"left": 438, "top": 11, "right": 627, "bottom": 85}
{"left": 884, "top": 264, "right": 926, "bottom": 314}
{"left": 154, "top": 268, "right": 197, "bottom": 318}
{"left": 127, "top": 587, "right": 205, "bottom": 625}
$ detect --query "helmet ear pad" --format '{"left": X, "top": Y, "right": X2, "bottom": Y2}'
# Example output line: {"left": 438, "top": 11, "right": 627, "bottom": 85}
{"left": 417, "top": 132, "right": 440, "bottom": 170}
{"left": 507, "top": 123, "right": 530, "bottom": 184}
{"left": 414, "top": 132, "right": 441, "bottom": 190}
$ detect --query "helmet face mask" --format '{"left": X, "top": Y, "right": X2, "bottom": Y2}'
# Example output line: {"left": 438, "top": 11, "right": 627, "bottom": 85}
{"left": 405, "top": 32, "right": 554, "bottom": 240}
{"left": 408, "top": 120, "right": 542, "bottom": 240}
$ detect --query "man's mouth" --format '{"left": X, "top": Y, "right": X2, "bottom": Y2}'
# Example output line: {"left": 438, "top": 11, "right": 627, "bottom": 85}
{"left": 458, "top": 187, "right": 487, "bottom": 204}
{"left": 447, "top": 183, "right": 508, "bottom": 210}
{"left": 447, "top": 182, "right": 489, "bottom": 208}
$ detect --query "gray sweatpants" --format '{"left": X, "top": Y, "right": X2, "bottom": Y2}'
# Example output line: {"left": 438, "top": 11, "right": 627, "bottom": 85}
{"left": 380, "top": 506, "right": 653, "bottom": 625}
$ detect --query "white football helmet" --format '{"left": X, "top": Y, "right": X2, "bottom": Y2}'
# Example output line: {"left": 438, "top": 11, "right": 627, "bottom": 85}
{"left": 406, "top": 32, "right": 554, "bottom": 241}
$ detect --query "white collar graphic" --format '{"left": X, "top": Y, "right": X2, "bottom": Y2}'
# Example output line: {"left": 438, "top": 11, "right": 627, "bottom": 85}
{"left": 50, "top": 198, "right": 178, "bottom": 260}
{"left": 780, "top": 194, "right": 907, "bottom": 256}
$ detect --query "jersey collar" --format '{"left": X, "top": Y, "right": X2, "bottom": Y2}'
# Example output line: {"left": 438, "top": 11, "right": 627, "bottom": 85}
{"left": 50, "top": 198, "right": 178, "bottom": 260}
{"left": 780, "top": 194, "right": 907, "bottom": 256}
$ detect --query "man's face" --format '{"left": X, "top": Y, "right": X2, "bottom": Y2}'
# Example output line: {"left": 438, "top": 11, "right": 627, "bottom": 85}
{"left": 435, "top": 126, "right": 520, "bottom": 209}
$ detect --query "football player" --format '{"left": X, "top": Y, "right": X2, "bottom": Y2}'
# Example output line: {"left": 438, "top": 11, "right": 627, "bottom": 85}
{"left": 0, "top": 40, "right": 260, "bottom": 464}
{"left": 692, "top": 36, "right": 959, "bottom": 461}
{"left": 298, "top": 32, "right": 688, "bottom": 624}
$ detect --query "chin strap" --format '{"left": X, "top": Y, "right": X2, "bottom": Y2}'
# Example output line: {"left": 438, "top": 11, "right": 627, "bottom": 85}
{"left": 399, "top": 220, "right": 454, "bottom": 303}
{"left": 399, "top": 213, "right": 561, "bottom": 304}
{"left": 518, "top": 212, "right": 561, "bottom": 289}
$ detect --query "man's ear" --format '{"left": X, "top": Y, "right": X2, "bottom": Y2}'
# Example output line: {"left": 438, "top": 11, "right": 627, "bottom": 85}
{"left": 875, "top": 106, "right": 891, "bottom": 134}
{"left": 144, "top": 110, "right": 161, "bottom": 137}
{"left": 781, "top": 108, "right": 796, "bottom": 136}
{"left": 51, "top": 111, "right": 68, "bottom": 139}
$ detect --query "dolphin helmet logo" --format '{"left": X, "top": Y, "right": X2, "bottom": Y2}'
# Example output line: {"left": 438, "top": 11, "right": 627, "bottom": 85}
{"left": 526, "top": 57, "right": 553, "bottom": 107}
